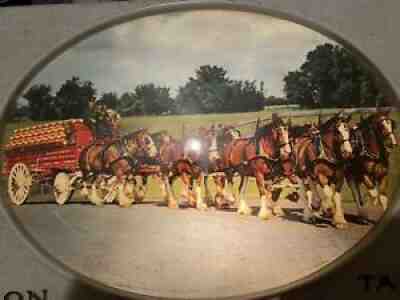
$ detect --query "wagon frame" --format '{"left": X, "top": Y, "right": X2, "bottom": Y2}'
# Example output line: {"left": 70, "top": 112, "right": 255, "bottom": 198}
{"left": 2, "top": 119, "right": 94, "bottom": 205}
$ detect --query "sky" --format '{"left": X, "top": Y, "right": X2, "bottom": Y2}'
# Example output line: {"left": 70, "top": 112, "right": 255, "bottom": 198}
{"left": 27, "top": 10, "right": 333, "bottom": 100}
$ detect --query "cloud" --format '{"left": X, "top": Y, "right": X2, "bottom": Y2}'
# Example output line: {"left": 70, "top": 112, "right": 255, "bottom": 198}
{"left": 30, "top": 9, "right": 332, "bottom": 97}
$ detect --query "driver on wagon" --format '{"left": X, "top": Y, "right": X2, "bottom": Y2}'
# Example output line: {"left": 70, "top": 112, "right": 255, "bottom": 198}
{"left": 87, "top": 96, "right": 121, "bottom": 140}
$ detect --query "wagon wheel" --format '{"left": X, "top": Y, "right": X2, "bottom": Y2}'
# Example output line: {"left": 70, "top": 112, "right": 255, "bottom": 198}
{"left": 54, "top": 172, "right": 73, "bottom": 205}
{"left": 8, "top": 163, "right": 32, "bottom": 205}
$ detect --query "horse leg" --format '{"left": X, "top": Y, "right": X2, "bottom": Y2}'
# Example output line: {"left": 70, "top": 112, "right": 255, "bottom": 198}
{"left": 194, "top": 174, "right": 207, "bottom": 211}
{"left": 157, "top": 174, "right": 168, "bottom": 203}
{"left": 271, "top": 188, "right": 284, "bottom": 217}
{"left": 257, "top": 176, "right": 273, "bottom": 221}
{"left": 213, "top": 175, "right": 225, "bottom": 209}
{"left": 347, "top": 177, "right": 369, "bottom": 223}
{"left": 377, "top": 176, "right": 389, "bottom": 211}
{"left": 88, "top": 177, "right": 106, "bottom": 206}
{"left": 116, "top": 176, "right": 135, "bottom": 208}
{"left": 104, "top": 175, "right": 119, "bottom": 204}
{"left": 180, "top": 173, "right": 194, "bottom": 207}
{"left": 164, "top": 174, "right": 178, "bottom": 209}
{"left": 363, "top": 175, "right": 380, "bottom": 207}
{"left": 203, "top": 175, "right": 213, "bottom": 207}
{"left": 81, "top": 181, "right": 89, "bottom": 197}
{"left": 318, "top": 173, "right": 335, "bottom": 218}
{"left": 237, "top": 176, "right": 251, "bottom": 216}
{"left": 332, "top": 179, "right": 348, "bottom": 229}
{"left": 225, "top": 174, "right": 237, "bottom": 205}
{"left": 135, "top": 176, "right": 147, "bottom": 203}
{"left": 297, "top": 178, "right": 315, "bottom": 223}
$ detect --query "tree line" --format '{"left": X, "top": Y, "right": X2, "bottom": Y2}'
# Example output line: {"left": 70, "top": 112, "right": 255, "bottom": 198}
{"left": 17, "top": 44, "right": 386, "bottom": 121}
{"left": 19, "top": 66, "right": 266, "bottom": 121}
{"left": 283, "top": 43, "right": 385, "bottom": 108}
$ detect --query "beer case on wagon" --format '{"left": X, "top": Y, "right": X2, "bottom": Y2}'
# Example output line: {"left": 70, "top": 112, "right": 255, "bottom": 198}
{"left": 2, "top": 119, "right": 94, "bottom": 205}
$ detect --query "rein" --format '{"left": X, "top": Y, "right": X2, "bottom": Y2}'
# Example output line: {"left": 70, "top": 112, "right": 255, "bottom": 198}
{"left": 102, "top": 136, "right": 139, "bottom": 170}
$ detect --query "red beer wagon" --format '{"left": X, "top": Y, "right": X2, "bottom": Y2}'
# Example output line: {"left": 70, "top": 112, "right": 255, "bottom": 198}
{"left": 2, "top": 119, "right": 94, "bottom": 205}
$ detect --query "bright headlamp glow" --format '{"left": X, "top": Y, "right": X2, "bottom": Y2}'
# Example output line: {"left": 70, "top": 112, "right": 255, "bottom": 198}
{"left": 187, "top": 139, "right": 202, "bottom": 152}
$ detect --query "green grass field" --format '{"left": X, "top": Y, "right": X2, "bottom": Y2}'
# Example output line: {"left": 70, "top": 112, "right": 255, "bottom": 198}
{"left": 2, "top": 109, "right": 400, "bottom": 206}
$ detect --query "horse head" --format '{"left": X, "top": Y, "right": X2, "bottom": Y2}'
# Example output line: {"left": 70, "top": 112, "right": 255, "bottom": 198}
{"left": 321, "top": 112, "right": 353, "bottom": 159}
{"left": 223, "top": 125, "right": 241, "bottom": 142}
{"left": 373, "top": 110, "right": 398, "bottom": 150}
{"left": 158, "top": 130, "right": 172, "bottom": 146}
{"left": 124, "top": 129, "right": 158, "bottom": 159}
{"left": 270, "top": 114, "right": 292, "bottom": 160}
{"left": 140, "top": 129, "right": 158, "bottom": 158}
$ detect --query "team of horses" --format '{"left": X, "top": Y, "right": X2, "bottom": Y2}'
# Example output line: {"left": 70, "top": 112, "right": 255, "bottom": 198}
{"left": 78, "top": 110, "right": 398, "bottom": 229}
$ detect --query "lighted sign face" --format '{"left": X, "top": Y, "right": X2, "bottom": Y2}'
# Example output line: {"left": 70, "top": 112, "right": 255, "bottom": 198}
{"left": 1, "top": 9, "right": 398, "bottom": 299}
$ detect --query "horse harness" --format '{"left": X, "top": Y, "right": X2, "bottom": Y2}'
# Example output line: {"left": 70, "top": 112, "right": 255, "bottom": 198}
{"left": 354, "top": 123, "right": 389, "bottom": 163}
{"left": 100, "top": 138, "right": 138, "bottom": 172}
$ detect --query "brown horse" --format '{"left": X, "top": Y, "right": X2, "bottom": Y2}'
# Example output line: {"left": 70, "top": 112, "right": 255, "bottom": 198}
{"left": 105, "top": 109, "right": 122, "bottom": 138}
{"left": 223, "top": 114, "right": 293, "bottom": 220}
{"left": 140, "top": 130, "right": 206, "bottom": 210}
{"left": 346, "top": 111, "right": 397, "bottom": 223}
{"left": 79, "top": 128, "right": 157, "bottom": 206}
{"left": 194, "top": 125, "right": 241, "bottom": 209}
{"left": 293, "top": 113, "right": 353, "bottom": 228}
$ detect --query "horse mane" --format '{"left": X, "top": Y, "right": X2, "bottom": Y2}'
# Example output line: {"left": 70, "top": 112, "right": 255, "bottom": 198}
{"left": 271, "top": 116, "right": 286, "bottom": 128}
{"left": 290, "top": 124, "right": 312, "bottom": 138}
{"left": 256, "top": 122, "right": 273, "bottom": 137}
{"left": 319, "top": 115, "right": 339, "bottom": 132}
{"left": 359, "top": 114, "right": 376, "bottom": 130}
{"left": 120, "top": 129, "right": 146, "bottom": 143}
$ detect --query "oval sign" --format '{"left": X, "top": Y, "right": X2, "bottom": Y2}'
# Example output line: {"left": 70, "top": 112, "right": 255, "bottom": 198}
{"left": 1, "top": 8, "right": 398, "bottom": 299}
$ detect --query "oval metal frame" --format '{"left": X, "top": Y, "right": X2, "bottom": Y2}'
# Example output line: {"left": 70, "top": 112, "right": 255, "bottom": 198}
{"left": 0, "top": 1, "right": 399, "bottom": 299}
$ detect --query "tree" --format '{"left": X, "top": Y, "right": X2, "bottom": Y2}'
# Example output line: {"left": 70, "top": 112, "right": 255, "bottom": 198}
{"left": 23, "top": 84, "right": 58, "bottom": 121}
{"left": 176, "top": 65, "right": 231, "bottom": 114}
{"left": 99, "top": 92, "right": 119, "bottom": 109}
{"left": 134, "top": 84, "right": 174, "bottom": 115}
{"left": 176, "top": 65, "right": 265, "bottom": 114}
{"left": 284, "top": 71, "right": 316, "bottom": 107}
{"left": 264, "top": 96, "right": 289, "bottom": 106}
{"left": 117, "top": 92, "right": 143, "bottom": 116}
{"left": 284, "top": 43, "right": 384, "bottom": 108}
{"left": 55, "top": 76, "right": 96, "bottom": 119}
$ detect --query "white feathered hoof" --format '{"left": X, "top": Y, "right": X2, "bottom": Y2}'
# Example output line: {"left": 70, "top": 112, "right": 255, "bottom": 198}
{"left": 134, "top": 186, "right": 146, "bottom": 203}
{"left": 196, "top": 200, "right": 208, "bottom": 211}
{"left": 238, "top": 201, "right": 252, "bottom": 216}
{"left": 117, "top": 193, "right": 134, "bottom": 208}
{"left": 273, "top": 205, "right": 285, "bottom": 217}
{"left": 333, "top": 220, "right": 348, "bottom": 230}
{"left": 104, "top": 189, "right": 118, "bottom": 204}
{"left": 258, "top": 207, "right": 273, "bottom": 220}
{"left": 80, "top": 185, "right": 89, "bottom": 198}
{"left": 223, "top": 193, "right": 236, "bottom": 206}
{"left": 88, "top": 189, "right": 105, "bottom": 206}
{"left": 168, "top": 197, "right": 179, "bottom": 209}
{"left": 117, "top": 184, "right": 134, "bottom": 208}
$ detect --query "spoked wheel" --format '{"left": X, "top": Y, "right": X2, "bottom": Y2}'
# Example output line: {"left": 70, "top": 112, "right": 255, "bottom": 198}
{"left": 8, "top": 163, "right": 32, "bottom": 205}
{"left": 54, "top": 172, "right": 73, "bottom": 205}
